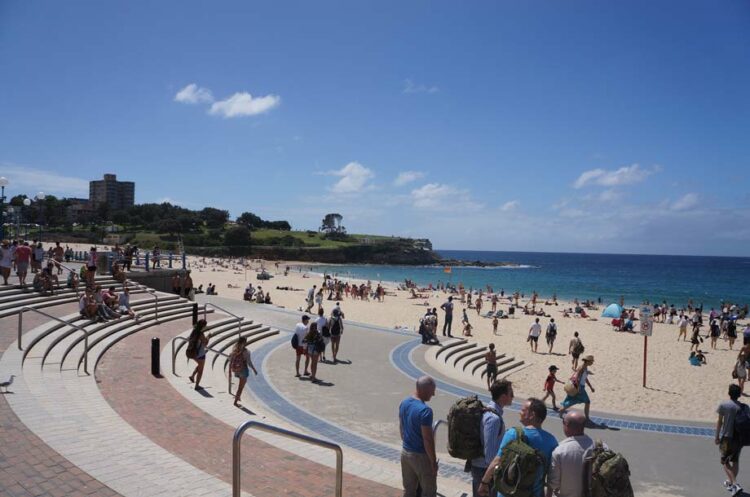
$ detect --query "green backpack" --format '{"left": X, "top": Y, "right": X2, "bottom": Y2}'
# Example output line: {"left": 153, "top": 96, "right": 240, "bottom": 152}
{"left": 447, "top": 395, "right": 485, "bottom": 460}
{"left": 589, "top": 441, "right": 634, "bottom": 497}
{"left": 493, "top": 428, "right": 545, "bottom": 497}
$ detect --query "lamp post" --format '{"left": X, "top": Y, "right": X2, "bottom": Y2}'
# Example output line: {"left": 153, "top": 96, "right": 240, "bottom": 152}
{"left": 34, "top": 192, "right": 45, "bottom": 241}
{"left": 0, "top": 177, "right": 7, "bottom": 240}
{"left": 22, "top": 198, "right": 31, "bottom": 240}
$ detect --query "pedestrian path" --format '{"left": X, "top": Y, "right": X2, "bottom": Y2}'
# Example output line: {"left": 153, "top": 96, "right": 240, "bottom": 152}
{"left": 392, "top": 339, "right": 715, "bottom": 438}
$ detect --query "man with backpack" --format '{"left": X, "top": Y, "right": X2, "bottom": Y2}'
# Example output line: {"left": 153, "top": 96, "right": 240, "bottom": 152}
{"left": 545, "top": 319, "right": 557, "bottom": 354}
{"left": 716, "top": 384, "right": 747, "bottom": 495}
{"left": 471, "top": 380, "right": 514, "bottom": 497}
{"left": 478, "top": 398, "right": 557, "bottom": 497}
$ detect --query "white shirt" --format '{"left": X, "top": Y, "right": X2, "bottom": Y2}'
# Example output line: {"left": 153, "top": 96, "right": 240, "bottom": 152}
{"left": 316, "top": 316, "right": 327, "bottom": 334}
{"left": 294, "top": 323, "right": 308, "bottom": 344}
{"left": 547, "top": 435, "right": 597, "bottom": 497}
{"left": 529, "top": 322, "right": 542, "bottom": 337}
{"left": 0, "top": 247, "right": 12, "bottom": 268}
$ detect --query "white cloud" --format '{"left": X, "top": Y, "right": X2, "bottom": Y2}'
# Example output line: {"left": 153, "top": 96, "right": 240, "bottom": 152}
{"left": 403, "top": 79, "right": 439, "bottom": 94}
{"left": 209, "top": 92, "right": 280, "bottom": 118}
{"left": 174, "top": 84, "right": 214, "bottom": 104}
{"left": 597, "top": 189, "right": 621, "bottom": 202}
{"left": 326, "top": 162, "right": 375, "bottom": 194}
{"left": 573, "top": 164, "right": 660, "bottom": 189}
{"left": 410, "top": 183, "right": 480, "bottom": 210}
{"left": 500, "top": 200, "right": 519, "bottom": 211}
{"left": 0, "top": 163, "right": 88, "bottom": 197}
{"left": 671, "top": 192, "right": 699, "bottom": 211}
{"left": 394, "top": 171, "right": 425, "bottom": 187}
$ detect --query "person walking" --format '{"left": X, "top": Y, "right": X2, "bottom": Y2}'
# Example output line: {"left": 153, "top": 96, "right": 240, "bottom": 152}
{"left": 329, "top": 302, "right": 345, "bottom": 362}
{"left": 716, "top": 384, "right": 745, "bottom": 496}
{"left": 316, "top": 307, "right": 330, "bottom": 362}
{"left": 559, "top": 355, "right": 596, "bottom": 421}
{"left": 545, "top": 318, "right": 558, "bottom": 354}
{"left": 188, "top": 319, "right": 210, "bottom": 390}
{"left": 678, "top": 314, "right": 689, "bottom": 341}
{"left": 471, "top": 379, "right": 513, "bottom": 497}
{"left": 293, "top": 315, "right": 310, "bottom": 377}
{"left": 399, "top": 376, "right": 438, "bottom": 497}
{"left": 569, "top": 332, "right": 584, "bottom": 370}
{"left": 305, "top": 285, "right": 316, "bottom": 312}
{"left": 541, "top": 365, "right": 564, "bottom": 410}
{"left": 528, "top": 318, "right": 542, "bottom": 353}
{"left": 229, "top": 337, "right": 258, "bottom": 407}
{"left": 485, "top": 344, "right": 498, "bottom": 390}
{"left": 546, "top": 410, "right": 597, "bottom": 497}
{"left": 441, "top": 296, "right": 454, "bottom": 337}
{"left": 478, "top": 398, "right": 558, "bottom": 497}
{"left": 303, "top": 323, "right": 324, "bottom": 383}
{"left": 0, "top": 240, "right": 12, "bottom": 285}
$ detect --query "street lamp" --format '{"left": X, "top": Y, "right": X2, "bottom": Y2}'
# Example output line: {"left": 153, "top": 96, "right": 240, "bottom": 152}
{"left": 35, "top": 192, "right": 45, "bottom": 241}
{"left": 0, "top": 176, "right": 7, "bottom": 240}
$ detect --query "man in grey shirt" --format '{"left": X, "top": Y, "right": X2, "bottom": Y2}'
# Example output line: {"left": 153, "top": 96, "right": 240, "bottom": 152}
{"left": 471, "top": 379, "right": 514, "bottom": 497}
{"left": 716, "top": 384, "right": 745, "bottom": 495}
{"left": 546, "top": 410, "right": 597, "bottom": 497}
{"left": 440, "top": 296, "right": 454, "bottom": 337}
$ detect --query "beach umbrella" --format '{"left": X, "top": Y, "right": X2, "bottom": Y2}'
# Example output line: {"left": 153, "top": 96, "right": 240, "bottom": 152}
{"left": 601, "top": 303, "right": 623, "bottom": 318}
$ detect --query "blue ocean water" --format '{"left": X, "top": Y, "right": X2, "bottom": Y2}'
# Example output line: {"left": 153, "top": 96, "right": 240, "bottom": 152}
{"left": 310, "top": 250, "right": 750, "bottom": 309}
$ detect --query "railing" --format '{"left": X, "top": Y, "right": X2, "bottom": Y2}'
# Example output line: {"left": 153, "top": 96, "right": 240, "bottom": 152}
{"left": 202, "top": 303, "right": 242, "bottom": 334}
{"left": 18, "top": 306, "right": 90, "bottom": 374}
{"left": 170, "top": 336, "right": 234, "bottom": 394}
{"left": 127, "top": 282, "right": 158, "bottom": 321}
{"left": 432, "top": 419, "right": 446, "bottom": 437}
{"left": 232, "top": 421, "right": 343, "bottom": 497}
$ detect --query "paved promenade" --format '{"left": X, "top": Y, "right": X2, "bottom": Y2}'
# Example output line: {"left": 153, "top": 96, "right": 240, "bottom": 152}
{"left": 0, "top": 289, "right": 739, "bottom": 497}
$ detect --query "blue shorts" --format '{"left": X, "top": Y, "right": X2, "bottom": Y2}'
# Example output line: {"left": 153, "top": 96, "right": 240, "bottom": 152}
{"left": 234, "top": 366, "right": 249, "bottom": 379}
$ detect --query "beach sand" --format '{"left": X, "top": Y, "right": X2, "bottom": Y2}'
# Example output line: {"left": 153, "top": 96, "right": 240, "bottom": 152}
{"left": 58, "top": 243, "right": 741, "bottom": 423}
{"left": 185, "top": 255, "right": 742, "bottom": 423}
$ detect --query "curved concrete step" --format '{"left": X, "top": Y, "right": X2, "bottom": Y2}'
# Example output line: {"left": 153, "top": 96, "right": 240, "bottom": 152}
{"left": 461, "top": 348, "right": 489, "bottom": 371}
{"left": 453, "top": 345, "right": 487, "bottom": 368}
{"left": 210, "top": 327, "right": 275, "bottom": 368}
{"left": 434, "top": 338, "right": 467, "bottom": 359}
{"left": 471, "top": 353, "right": 507, "bottom": 375}
{"left": 443, "top": 342, "right": 477, "bottom": 363}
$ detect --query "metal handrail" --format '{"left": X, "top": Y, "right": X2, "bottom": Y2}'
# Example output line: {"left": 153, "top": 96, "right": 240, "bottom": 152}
{"left": 232, "top": 421, "right": 343, "bottom": 497}
{"left": 432, "top": 419, "right": 446, "bottom": 437}
{"left": 18, "top": 306, "right": 91, "bottom": 375}
{"left": 127, "top": 281, "right": 158, "bottom": 321}
{"left": 202, "top": 303, "right": 242, "bottom": 334}
{"left": 170, "top": 336, "right": 233, "bottom": 394}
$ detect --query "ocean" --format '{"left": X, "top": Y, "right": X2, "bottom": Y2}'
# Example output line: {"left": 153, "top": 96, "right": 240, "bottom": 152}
{"left": 308, "top": 250, "right": 750, "bottom": 309}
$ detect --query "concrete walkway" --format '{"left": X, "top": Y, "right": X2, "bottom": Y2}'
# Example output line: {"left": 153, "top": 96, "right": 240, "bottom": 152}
{"left": 197, "top": 295, "right": 740, "bottom": 497}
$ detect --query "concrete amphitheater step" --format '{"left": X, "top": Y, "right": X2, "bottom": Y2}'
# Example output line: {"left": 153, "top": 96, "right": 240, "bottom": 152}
{"left": 0, "top": 287, "right": 148, "bottom": 319}
{"left": 461, "top": 347, "right": 490, "bottom": 371}
{"left": 21, "top": 295, "right": 181, "bottom": 365}
{"left": 452, "top": 344, "right": 487, "bottom": 367}
{"left": 1, "top": 317, "right": 238, "bottom": 497}
{"left": 434, "top": 337, "right": 467, "bottom": 359}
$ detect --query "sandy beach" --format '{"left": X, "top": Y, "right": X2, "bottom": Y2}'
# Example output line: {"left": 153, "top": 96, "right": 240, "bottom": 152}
{"left": 179, "top": 253, "right": 745, "bottom": 423}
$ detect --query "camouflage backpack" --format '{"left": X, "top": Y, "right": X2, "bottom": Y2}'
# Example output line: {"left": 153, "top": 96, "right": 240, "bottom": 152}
{"left": 493, "top": 428, "right": 545, "bottom": 497}
{"left": 589, "top": 441, "right": 634, "bottom": 497}
{"left": 447, "top": 395, "right": 485, "bottom": 460}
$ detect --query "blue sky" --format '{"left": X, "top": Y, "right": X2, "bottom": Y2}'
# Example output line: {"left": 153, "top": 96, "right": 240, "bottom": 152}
{"left": 1, "top": 1, "right": 749, "bottom": 256}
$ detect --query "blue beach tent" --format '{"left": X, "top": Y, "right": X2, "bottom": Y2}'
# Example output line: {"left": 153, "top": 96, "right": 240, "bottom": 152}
{"left": 601, "top": 303, "right": 623, "bottom": 318}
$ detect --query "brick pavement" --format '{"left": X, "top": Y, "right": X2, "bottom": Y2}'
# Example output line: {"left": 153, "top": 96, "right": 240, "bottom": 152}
{"left": 0, "top": 305, "right": 123, "bottom": 497}
{"left": 96, "top": 315, "right": 401, "bottom": 497}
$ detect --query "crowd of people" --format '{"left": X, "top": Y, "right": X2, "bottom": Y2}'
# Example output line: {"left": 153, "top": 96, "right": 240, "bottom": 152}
{"left": 399, "top": 375, "right": 633, "bottom": 497}
{"left": 291, "top": 304, "right": 346, "bottom": 383}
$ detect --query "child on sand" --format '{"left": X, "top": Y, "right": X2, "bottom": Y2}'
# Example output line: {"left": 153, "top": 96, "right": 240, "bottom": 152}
{"left": 463, "top": 322, "right": 473, "bottom": 337}
{"left": 492, "top": 316, "right": 499, "bottom": 335}
{"left": 541, "top": 365, "right": 564, "bottom": 410}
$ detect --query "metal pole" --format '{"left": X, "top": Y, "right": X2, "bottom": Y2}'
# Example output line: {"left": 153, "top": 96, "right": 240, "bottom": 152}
{"left": 17, "top": 309, "right": 23, "bottom": 350}
{"left": 182, "top": 252, "right": 186, "bottom": 270}
{"left": 145, "top": 253, "right": 150, "bottom": 272}
{"left": 83, "top": 333, "right": 89, "bottom": 375}
{"left": 642, "top": 335, "right": 647, "bottom": 388}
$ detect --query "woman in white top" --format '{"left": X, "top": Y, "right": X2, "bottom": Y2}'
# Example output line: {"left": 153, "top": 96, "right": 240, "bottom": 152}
{"left": 316, "top": 308, "right": 329, "bottom": 362}
{"left": 0, "top": 241, "right": 13, "bottom": 285}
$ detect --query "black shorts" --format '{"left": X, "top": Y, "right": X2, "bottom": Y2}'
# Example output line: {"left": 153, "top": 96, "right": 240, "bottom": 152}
{"left": 721, "top": 437, "right": 742, "bottom": 464}
{"left": 529, "top": 335, "right": 539, "bottom": 343}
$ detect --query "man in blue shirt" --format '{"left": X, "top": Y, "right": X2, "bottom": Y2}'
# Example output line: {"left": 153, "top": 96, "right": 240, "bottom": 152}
{"left": 478, "top": 398, "right": 558, "bottom": 497}
{"left": 471, "top": 379, "right": 514, "bottom": 497}
{"left": 399, "top": 376, "right": 438, "bottom": 497}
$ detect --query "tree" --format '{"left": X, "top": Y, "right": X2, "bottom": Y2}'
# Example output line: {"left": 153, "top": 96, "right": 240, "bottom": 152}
{"left": 224, "top": 225, "right": 251, "bottom": 246}
{"left": 200, "top": 207, "right": 229, "bottom": 229}
{"left": 320, "top": 213, "right": 345, "bottom": 234}
{"left": 236, "top": 212, "right": 263, "bottom": 230}
{"left": 156, "top": 219, "right": 181, "bottom": 235}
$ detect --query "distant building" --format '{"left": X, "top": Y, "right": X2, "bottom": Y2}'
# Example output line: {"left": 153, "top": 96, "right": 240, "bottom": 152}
{"left": 89, "top": 174, "right": 135, "bottom": 211}
{"left": 66, "top": 198, "right": 94, "bottom": 223}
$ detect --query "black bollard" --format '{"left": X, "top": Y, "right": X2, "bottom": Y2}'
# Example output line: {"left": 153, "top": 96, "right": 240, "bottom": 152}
{"left": 192, "top": 303, "right": 198, "bottom": 325}
{"left": 151, "top": 337, "right": 160, "bottom": 376}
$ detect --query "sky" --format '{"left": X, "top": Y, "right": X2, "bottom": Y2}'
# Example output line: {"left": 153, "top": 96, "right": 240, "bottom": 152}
{"left": 1, "top": 1, "right": 749, "bottom": 256}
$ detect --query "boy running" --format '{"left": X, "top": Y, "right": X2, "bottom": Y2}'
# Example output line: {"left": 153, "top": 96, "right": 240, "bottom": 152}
{"left": 541, "top": 365, "right": 564, "bottom": 410}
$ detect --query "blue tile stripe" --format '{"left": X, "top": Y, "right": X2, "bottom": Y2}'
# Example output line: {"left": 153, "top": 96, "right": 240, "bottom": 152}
{"left": 390, "top": 339, "right": 714, "bottom": 439}
{"left": 247, "top": 333, "right": 472, "bottom": 482}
